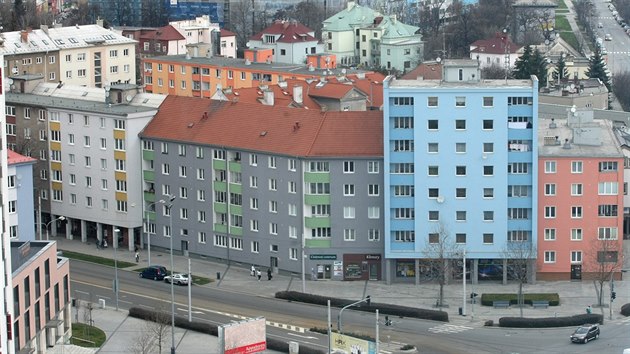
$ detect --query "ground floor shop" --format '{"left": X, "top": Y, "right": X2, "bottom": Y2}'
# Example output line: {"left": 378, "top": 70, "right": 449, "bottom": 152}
{"left": 307, "top": 253, "right": 383, "bottom": 281}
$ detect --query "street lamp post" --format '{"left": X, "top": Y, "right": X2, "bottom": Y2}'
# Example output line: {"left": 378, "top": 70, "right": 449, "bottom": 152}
{"left": 44, "top": 216, "right": 66, "bottom": 240}
{"left": 145, "top": 199, "right": 167, "bottom": 265}
{"left": 337, "top": 296, "right": 371, "bottom": 334}
{"left": 114, "top": 228, "right": 120, "bottom": 311}
{"left": 166, "top": 195, "right": 176, "bottom": 354}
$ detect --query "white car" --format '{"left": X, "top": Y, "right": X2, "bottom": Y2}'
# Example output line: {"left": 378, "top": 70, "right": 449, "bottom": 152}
{"left": 164, "top": 273, "right": 190, "bottom": 286}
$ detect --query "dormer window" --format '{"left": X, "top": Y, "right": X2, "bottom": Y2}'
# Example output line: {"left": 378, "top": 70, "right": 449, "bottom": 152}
{"left": 264, "top": 35, "right": 275, "bottom": 44}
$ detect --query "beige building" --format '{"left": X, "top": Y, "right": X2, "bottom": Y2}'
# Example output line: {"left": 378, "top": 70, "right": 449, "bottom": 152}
{"left": 539, "top": 78, "right": 609, "bottom": 110}
{"left": 1, "top": 22, "right": 137, "bottom": 88}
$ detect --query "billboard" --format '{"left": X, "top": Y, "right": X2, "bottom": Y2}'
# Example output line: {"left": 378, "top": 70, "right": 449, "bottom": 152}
{"left": 330, "top": 333, "right": 376, "bottom": 354}
{"left": 218, "top": 317, "right": 266, "bottom": 354}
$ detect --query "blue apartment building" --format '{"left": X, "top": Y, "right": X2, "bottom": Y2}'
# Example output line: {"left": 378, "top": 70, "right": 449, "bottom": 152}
{"left": 383, "top": 59, "right": 539, "bottom": 284}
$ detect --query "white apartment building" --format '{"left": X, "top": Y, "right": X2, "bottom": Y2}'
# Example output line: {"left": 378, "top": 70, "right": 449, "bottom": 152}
{"left": 169, "top": 15, "right": 237, "bottom": 58}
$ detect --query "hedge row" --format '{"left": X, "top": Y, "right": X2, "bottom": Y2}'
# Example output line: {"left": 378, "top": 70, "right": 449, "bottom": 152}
{"left": 275, "top": 291, "right": 449, "bottom": 322}
{"left": 499, "top": 313, "right": 603, "bottom": 328}
{"left": 621, "top": 303, "right": 630, "bottom": 316}
{"left": 480, "top": 293, "right": 560, "bottom": 306}
{"left": 128, "top": 307, "right": 324, "bottom": 354}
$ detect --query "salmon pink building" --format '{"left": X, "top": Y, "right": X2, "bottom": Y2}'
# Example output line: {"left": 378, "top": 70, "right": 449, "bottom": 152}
{"left": 537, "top": 112, "right": 624, "bottom": 281}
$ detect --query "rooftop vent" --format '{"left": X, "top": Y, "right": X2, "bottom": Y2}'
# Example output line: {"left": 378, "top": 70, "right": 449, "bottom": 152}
{"left": 562, "top": 138, "right": 572, "bottom": 149}
{"left": 543, "top": 136, "right": 561, "bottom": 146}
{"left": 260, "top": 131, "right": 267, "bottom": 136}
{"left": 549, "top": 118, "right": 557, "bottom": 129}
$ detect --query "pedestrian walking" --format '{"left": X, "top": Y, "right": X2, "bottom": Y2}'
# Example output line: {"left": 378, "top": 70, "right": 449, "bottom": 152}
{"left": 267, "top": 268, "right": 272, "bottom": 281}
{"left": 251, "top": 265, "right": 256, "bottom": 277}
{"left": 256, "top": 269, "right": 262, "bottom": 281}
{"left": 135, "top": 252, "right": 139, "bottom": 263}
{"left": 586, "top": 305, "right": 592, "bottom": 314}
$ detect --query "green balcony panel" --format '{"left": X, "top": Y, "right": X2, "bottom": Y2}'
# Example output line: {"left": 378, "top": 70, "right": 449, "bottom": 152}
{"left": 230, "top": 226, "right": 243, "bottom": 236}
{"left": 144, "top": 191, "right": 155, "bottom": 203}
{"left": 214, "top": 181, "right": 227, "bottom": 192}
{"left": 214, "top": 223, "right": 228, "bottom": 233}
{"left": 304, "top": 172, "right": 330, "bottom": 183}
{"left": 142, "top": 150, "right": 155, "bottom": 160}
{"left": 214, "top": 202, "right": 227, "bottom": 213}
{"left": 305, "top": 239, "right": 331, "bottom": 248}
{"left": 213, "top": 159, "right": 227, "bottom": 170}
{"left": 305, "top": 217, "right": 331, "bottom": 228}
{"left": 304, "top": 194, "right": 331, "bottom": 205}
{"left": 143, "top": 170, "right": 155, "bottom": 182}
{"left": 229, "top": 161, "right": 241, "bottom": 172}
{"left": 229, "top": 183, "right": 242, "bottom": 193}
{"left": 230, "top": 205, "right": 242, "bottom": 215}
{"left": 146, "top": 211, "right": 156, "bottom": 222}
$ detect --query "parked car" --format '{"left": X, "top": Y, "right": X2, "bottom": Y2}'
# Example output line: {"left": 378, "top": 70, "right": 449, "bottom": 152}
{"left": 570, "top": 324, "right": 600, "bottom": 344}
{"left": 605, "top": 33, "right": 612, "bottom": 41}
{"left": 598, "top": 22, "right": 604, "bottom": 28}
{"left": 164, "top": 273, "right": 190, "bottom": 286}
{"left": 140, "top": 265, "right": 167, "bottom": 280}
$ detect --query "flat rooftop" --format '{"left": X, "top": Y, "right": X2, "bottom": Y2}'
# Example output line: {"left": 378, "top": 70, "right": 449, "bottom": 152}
{"left": 6, "top": 93, "right": 158, "bottom": 115}
{"left": 538, "top": 116, "right": 623, "bottom": 158}
{"left": 388, "top": 77, "right": 534, "bottom": 89}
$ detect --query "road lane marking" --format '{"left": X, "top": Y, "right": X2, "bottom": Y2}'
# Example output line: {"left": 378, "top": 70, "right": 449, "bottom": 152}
{"left": 428, "top": 324, "right": 473, "bottom": 334}
{"left": 287, "top": 333, "right": 318, "bottom": 339}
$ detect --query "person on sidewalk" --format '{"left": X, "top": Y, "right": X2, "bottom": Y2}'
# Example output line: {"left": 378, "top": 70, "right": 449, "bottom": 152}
{"left": 267, "top": 268, "right": 272, "bottom": 281}
{"left": 586, "top": 305, "right": 592, "bottom": 314}
{"left": 251, "top": 265, "right": 256, "bottom": 277}
{"left": 256, "top": 269, "right": 262, "bottom": 281}
{"left": 135, "top": 252, "right": 139, "bottom": 263}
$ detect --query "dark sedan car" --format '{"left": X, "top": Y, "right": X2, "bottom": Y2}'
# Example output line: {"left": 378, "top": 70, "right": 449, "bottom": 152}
{"left": 570, "top": 324, "right": 600, "bottom": 344}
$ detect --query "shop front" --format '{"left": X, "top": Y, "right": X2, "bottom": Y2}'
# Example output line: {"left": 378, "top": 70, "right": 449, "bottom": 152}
{"left": 342, "top": 254, "right": 382, "bottom": 281}
{"left": 309, "top": 254, "right": 338, "bottom": 280}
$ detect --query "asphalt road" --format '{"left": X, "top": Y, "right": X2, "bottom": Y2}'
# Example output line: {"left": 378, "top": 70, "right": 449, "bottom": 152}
{"left": 69, "top": 260, "right": 630, "bottom": 353}
{"left": 595, "top": 1, "right": 630, "bottom": 74}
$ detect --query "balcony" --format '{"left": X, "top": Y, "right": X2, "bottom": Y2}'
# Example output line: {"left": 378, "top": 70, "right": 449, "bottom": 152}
{"left": 143, "top": 170, "right": 155, "bottom": 182}
{"left": 305, "top": 216, "right": 331, "bottom": 228}
{"left": 304, "top": 194, "right": 331, "bottom": 205}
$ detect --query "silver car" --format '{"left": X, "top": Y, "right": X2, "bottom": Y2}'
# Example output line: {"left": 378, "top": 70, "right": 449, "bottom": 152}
{"left": 164, "top": 273, "right": 190, "bottom": 286}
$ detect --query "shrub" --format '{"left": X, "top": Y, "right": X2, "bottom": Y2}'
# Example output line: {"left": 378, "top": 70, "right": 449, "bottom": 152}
{"left": 621, "top": 303, "right": 630, "bottom": 316}
{"left": 499, "top": 313, "right": 603, "bottom": 328}
{"left": 484, "top": 320, "right": 494, "bottom": 327}
{"left": 400, "top": 344, "right": 415, "bottom": 351}
{"left": 275, "top": 291, "right": 449, "bottom": 322}
{"left": 480, "top": 293, "right": 560, "bottom": 306}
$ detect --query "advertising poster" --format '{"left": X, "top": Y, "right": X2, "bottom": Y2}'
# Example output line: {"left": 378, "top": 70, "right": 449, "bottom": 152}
{"left": 218, "top": 317, "right": 266, "bottom": 354}
{"left": 333, "top": 261, "right": 343, "bottom": 277}
{"left": 330, "top": 332, "right": 376, "bottom": 354}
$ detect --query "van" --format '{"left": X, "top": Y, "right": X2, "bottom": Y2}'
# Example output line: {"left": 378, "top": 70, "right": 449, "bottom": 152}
{"left": 140, "top": 265, "right": 167, "bottom": 280}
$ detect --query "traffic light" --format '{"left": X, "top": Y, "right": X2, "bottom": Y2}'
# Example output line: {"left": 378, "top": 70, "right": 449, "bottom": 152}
{"left": 384, "top": 315, "right": 392, "bottom": 326}
{"left": 611, "top": 291, "right": 617, "bottom": 300}
{"left": 470, "top": 292, "right": 479, "bottom": 299}
{"left": 365, "top": 295, "right": 371, "bottom": 306}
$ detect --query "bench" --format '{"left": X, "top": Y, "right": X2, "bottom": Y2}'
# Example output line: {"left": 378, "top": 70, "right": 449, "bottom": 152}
{"left": 532, "top": 300, "right": 549, "bottom": 309}
{"left": 493, "top": 300, "right": 510, "bottom": 309}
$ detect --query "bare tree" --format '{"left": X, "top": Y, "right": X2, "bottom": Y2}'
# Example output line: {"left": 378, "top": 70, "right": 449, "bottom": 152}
{"left": 128, "top": 322, "right": 157, "bottom": 354}
{"left": 612, "top": 71, "right": 630, "bottom": 112}
{"left": 287, "top": 1, "right": 327, "bottom": 39}
{"left": 503, "top": 241, "right": 536, "bottom": 317}
{"left": 423, "top": 223, "right": 462, "bottom": 309}
{"left": 416, "top": 0, "right": 448, "bottom": 36}
{"left": 146, "top": 310, "right": 170, "bottom": 354}
{"left": 141, "top": 0, "right": 168, "bottom": 27}
{"left": 481, "top": 63, "right": 510, "bottom": 79}
{"left": 228, "top": 0, "right": 254, "bottom": 56}
{"left": 585, "top": 237, "right": 623, "bottom": 307}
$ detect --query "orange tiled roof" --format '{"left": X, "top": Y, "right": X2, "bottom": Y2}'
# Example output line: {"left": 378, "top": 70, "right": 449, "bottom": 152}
{"left": 343, "top": 72, "right": 385, "bottom": 109}
{"left": 8, "top": 149, "right": 36, "bottom": 165}
{"left": 220, "top": 29, "right": 236, "bottom": 37}
{"left": 402, "top": 62, "right": 443, "bottom": 80}
{"left": 141, "top": 96, "right": 383, "bottom": 157}
{"left": 139, "top": 25, "right": 185, "bottom": 41}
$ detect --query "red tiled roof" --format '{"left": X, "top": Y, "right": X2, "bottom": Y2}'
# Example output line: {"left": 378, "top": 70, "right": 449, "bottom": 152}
{"left": 308, "top": 81, "right": 355, "bottom": 99}
{"left": 224, "top": 80, "right": 320, "bottom": 109}
{"left": 250, "top": 20, "right": 317, "bottom": 43}
{"left": 343, "top": 72, "right": 385, "bottom": 109}
{"left": 7, "top": 149, "right": 36, "bottom": 165}
{"left": 139, "top": 25, "right": 185, "bottom": 41}
{"left": 470, "top": 34, "right": 521, "bottom": 54}
{"left": 220, "top": 29, "right": 236, "bottom": 37}
{"left": 141, "top": 96, "right": 383, "bottom": 157}
{"left": 402, "top": 62, "right": 443, "bottom": 80}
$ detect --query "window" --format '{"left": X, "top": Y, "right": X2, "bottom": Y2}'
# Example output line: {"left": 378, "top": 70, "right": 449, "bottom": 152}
{"left": 368, "top": 161, "right": 379, "bottom": 174}
{"left": 368, "top": 184, "right": 379, "bottom": 196}
{"left": 250, "top": 198, "right": 258, "bottom": 210}
{"left": 483, "top": 211, "right": 494, "bottom": 221}
{"left": 269, "top": 223, "right": 278, "bottom": 235}
{"left": 85, "top": 156, "right": 92, "bottom": 167}
{"left": 598, "top": 204, "right": 618, "bottom": 217}
{"left": 597, "top": 251, "right": 618, "bottom": 263}
{"left": 427, "top": 97, "right": 438, "bottom": 107}
{"left": 199, "top": 232, "right": 207, "bottom": 244}
{"left": 455, "top": 97, "right": 466, "bottom": 107}
{"left": 288, "top": 159, "right": 297, "bottom": 171}
{"left": 343, "top": 161, "right": 355, "bottom": 173}
{"left": 249, "top": 176, "right": 258, "bottom": 188}
{"left": 544, "top": 161, "right": 557, "bottom": 173}
{"left": 249, "top": 154, "right": 258, "bottom": 166}
{"left": 571, "top": 183, "right": 583, "bottom": 196}
{"left": 483, "top": 96, "right": 494, "bottom": 107}
{"left": 269, "top": 200, "right": 278, "bottom": 213}
{"left": 483, "top": 165, "right": 494, "bottom": 176}
{"left": 428, "top": 165, "right": 438, "bottom": 176}
{"left": 394, "top": 208, "right": 415, "bottom": 219}
{"left": 428, "top": 188, "right": 439, "bottom": 198}
{"left": 368, "top": 229, "right": 380, "bottom": 241}
{"left": 343, "top": 184, "right": 355, "bottom": 196}
{"left": 544, "top": 251, "right": 556, "bottom": 263}
{"left": 428, "top": 210, "right": 439, "bottom": 221}
{"left": 483, "top": 120, "right": 493, "bottom": 130}
{"left": 368, "top": 206, "right": 379, "bottom": 219}
{"left": 343, "top": 207, "right": 355, "bottom": 219}
{"left": 571, "top": 206, "right": 583, "bottom": 218}
{"left": 268, "top": 178, "right": 277, "bottom": 191}
{"left": 571, "top": 228, "right": 583, "bottom": 241}
{"left": 571, "top": 161, "right": 583, "bottom": 173}
{"left": 544, "top": 228, "right": 556, "bottom": 240}
{"left": 393, "top": 97, "right": 413, "bottom": 105}
{"left": 545, "top": 183, "right": 556, "bottom": 196}
{"left": 508, "top": 163, "right": 529, "bottom": 174}
{"left": 571, "top": 251, "right": 582, "bottom": 263}
{"left": 288, "top": 181, "right": 297, "bottom": 194}
{"left": 598, "top": 182, "right": 618, "bottom": 195}
{"left": 483, "top": 143, "right": 494, "bottom": 153}
{"left": 344, "top": 229, "right": 356, "bottom": 241}
{"left": 508, "top": 208, "right": 529, "bottom": 220}
{"left": 456, "top": 211, "right": 466, "bottom": 221}
{"left": 599, "top": 161, "right": 618, "bottom": 172}
{"left": 508, "top": 185, "right": 528, "bottom": 197}
{"left": 162, "top": 164, "right": 170, "bottom": 175}
{"left": 545, "top": 206, "right": 556, "bottom": 218}
{"left": 179, "top": 166, "right": 187, "bottom": 177}
{"left": 456, "top": 143, "right": 466, "bottom": 153}
{"left": 427, "top": 120, "right": 438, "bottom": 130}
{"left": 197, "top": 168, "right": 205, "bottom": 180}
{"left": 393, "top": 117, "right": 414, "bottom": 129}
{"left": 428, "top": 143, "right": 439, "bottom": 153}
{"left": 456, "top": 166, "right": 466, "bottom": 176}
{"left": 598, "top": 227, "right": 618, "bottom": 240}
{"left": 289, "top": 248, "right": 298, "bottom": 260}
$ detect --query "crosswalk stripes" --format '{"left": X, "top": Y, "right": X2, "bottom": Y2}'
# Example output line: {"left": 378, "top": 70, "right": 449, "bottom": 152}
{"left": 428, "top": 323, "right": 474, "bottom": 334}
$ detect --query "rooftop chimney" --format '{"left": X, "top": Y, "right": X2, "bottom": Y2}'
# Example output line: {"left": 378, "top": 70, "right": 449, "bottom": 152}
{"left": 97, "top": 18, "right": 104, "bottom": 27}
{"left": 20, "top": 30, "right": 28, "bottom": 43}
{"left": 347, "top": 0, "right": 356, "bottom": 11}
{"left": 262, "top": 90, "right": 274, "bottom": 106}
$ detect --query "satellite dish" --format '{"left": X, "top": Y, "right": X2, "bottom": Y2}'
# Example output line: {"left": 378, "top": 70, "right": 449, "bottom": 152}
{"left": 570, "top": 105, "right": 576, "bottom": 113}
{"left": 126, "top": 94, "right": 133, "bottom": 102}
{"left": 6, "top": 78, "right": 13, "bottom": 85}
{"left": 436, "top": 196, "right": 445, "bottom": 204}
{"left": 436, "top": 57, "right": 442, "bottom": 63}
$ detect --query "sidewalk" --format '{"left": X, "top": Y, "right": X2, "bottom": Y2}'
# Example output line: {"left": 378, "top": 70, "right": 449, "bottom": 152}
{"left": 55, "top": 236, "right": 630, "bottom": 327}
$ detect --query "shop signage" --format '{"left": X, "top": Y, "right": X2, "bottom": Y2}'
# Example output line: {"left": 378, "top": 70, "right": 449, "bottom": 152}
{"left": 365, "top": 254, "right": 381, "bottom": 260}
{"left": 310, "top": 254, "right": 337, "bottom": 260}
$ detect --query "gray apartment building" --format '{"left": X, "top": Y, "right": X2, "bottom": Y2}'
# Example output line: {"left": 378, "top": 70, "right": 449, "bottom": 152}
{"left": 140, "top": 96, "right": 385, "bottom": 280}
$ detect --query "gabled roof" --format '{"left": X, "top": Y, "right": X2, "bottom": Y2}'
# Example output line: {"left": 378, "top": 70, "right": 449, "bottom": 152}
{"left": 378, "top": 16, "right": 420, "bottom": 39}
{"left": 402, "top": 61, "right": 443, "bottom": 80}
{"left": 470, "top": 34, "right": 521, "bottom": 55}
{"left": 7, "top": 150, "right": 36, "bottom": 165}
{"left": 44, "top": 25, "right": 136, "bottom": 48}
{"left": 0, "top": 29, "right": 59, "bottom": 55}
{"left": 341, "top": 72, "right": 385, "bottom": 109}
{"left": 140, "top": 96, "right": 383, "bottom": 157}
{"left": 250, "top": 20, "right": 317, "bottom": 43}
{"left": 139, "top": 25, "right": 185, "bottom": 41}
